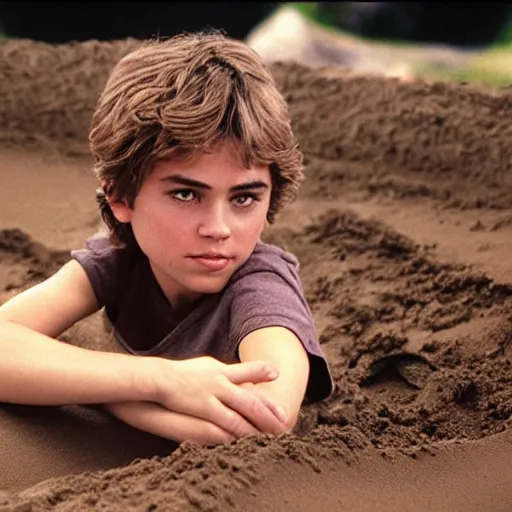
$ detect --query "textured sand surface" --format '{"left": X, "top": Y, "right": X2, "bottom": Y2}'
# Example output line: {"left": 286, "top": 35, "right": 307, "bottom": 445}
{"left": 0, "top": 38, "right": 511, "bottom": 511}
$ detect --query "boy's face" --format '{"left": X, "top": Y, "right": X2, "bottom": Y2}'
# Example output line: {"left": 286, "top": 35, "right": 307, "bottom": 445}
{"left": 110, "top": 140, "right": 272, "bottom": 311}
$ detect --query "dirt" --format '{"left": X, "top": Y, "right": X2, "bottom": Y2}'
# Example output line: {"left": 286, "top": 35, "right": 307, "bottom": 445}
{"left": 1, "top": 38, "right": 512, "bottom": 511}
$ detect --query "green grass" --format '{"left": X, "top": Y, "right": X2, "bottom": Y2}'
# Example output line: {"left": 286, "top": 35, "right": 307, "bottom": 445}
{"left": 412, "top": 51, "right": 512, "bottom": 87}
{"left": 491, "top": 15, "right": 512, "bottom": 48}
{"left": 287, "top": 2, "right": 512, "bottom": 87}
{"left": 288, "top": 2, "right": 335, "bottom": 29}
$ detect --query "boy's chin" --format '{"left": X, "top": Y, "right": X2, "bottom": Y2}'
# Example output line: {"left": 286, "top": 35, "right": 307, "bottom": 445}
{"left": 185, "top": 275, "right": 231, "bottom": 295}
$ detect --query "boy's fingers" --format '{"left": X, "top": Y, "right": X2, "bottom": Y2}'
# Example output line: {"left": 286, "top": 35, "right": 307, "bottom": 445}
{"left": 164, "top": 410, "right": 237, "bottom": 445}
{"left": 203, "top": 397, "right": 261, "bottom": 439}
{"left": 223, "top": 360, "right": 279, "bottom": 385}
{"left": 218, "top": 384, "right": 287, "bottom": 434}
{"left": 247, "top": 386, "right": 288, "bottom": 425}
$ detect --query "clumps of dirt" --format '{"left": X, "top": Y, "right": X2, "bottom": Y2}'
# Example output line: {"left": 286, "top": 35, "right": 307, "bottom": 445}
{"left": 307, "top": 322, "right": 512, "bottom": 456}
{"left": 301, "top": 210, "right": 512, "bottom": 336}
{"left": 305, "top": 209, "right": 419, "bottom": 259}
{"left": 0, "top": 228, "right": 70, "bottom": 293}
{"left": 270, "top": 61, "right": 512, "bottom": 209}
{"left": 264, "top": 208, "right": 512, "bottom": 453}
{"left": 0, "top": 426, "right": 373, "bottom": 512}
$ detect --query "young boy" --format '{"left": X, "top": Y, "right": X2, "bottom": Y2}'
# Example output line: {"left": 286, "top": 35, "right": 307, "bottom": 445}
{"left": 0, "top": 31, "right": 332, "bottom": 446}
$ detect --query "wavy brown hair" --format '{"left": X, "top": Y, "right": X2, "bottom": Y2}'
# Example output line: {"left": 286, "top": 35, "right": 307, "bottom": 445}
{"left": 89, "top": 30, "right": 304, "bottom": 247}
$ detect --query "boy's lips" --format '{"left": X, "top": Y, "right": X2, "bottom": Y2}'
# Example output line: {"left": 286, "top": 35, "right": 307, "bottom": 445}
{"left": 188, "top": 253, "right": 234, "bottom": 271}
{"left": 191, "top": 252, "right": 233, "bottom": 259}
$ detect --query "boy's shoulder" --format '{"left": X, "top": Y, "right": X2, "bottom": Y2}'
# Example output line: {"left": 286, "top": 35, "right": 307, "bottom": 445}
{"left": 72, "top": 233, "right": 138, "bottom": 261}
{"left": 228, "top": 241, "right": 301, "bottom": 285}
{"left": 71, "top": 233, "right": 140, "bottom": 279}
{"left": 81, "top": 233, "right": 117, "bottom": 254}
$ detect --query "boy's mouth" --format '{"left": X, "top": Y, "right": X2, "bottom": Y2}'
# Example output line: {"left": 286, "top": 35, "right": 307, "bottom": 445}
{"left": 188, "top": 253, "right": 234, "bottom": 271}
{"left": 191, "top": 252, "right": 232, "bottom": 259}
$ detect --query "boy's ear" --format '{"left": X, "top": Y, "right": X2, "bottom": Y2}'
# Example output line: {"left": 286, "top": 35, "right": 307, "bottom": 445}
{"left": 101, "top": 181, "right": 132, "bottom": 223}
{"left": 107, "top": 196, "right": 132, "bottom": 224}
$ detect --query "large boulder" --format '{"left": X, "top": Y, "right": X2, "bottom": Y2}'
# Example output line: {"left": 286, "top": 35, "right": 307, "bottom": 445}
{"left": 245, "top": 6, "right": 414, "bottom": 79}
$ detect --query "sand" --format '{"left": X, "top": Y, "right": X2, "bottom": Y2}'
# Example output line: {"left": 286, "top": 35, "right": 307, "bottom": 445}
{"left": 1, "top": 38, "right": 512, "bottom": 511}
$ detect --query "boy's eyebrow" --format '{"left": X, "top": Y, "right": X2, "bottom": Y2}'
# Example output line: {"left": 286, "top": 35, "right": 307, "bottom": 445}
{"left": 231, "top": 180, "right": 269, "bottom": 192}
{"left": 160, "top": 175, "right": 269, "bottom": 192}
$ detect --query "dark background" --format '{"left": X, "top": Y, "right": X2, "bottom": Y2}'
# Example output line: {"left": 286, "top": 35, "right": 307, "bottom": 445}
{"left": 320, "top": 2, "right": 512, "bottom": 47}
{"left": 0, "top": 1, "right": 280, "bottom": 43}
{"left": 0, "top": 1, "right": 511, "bottom": 47}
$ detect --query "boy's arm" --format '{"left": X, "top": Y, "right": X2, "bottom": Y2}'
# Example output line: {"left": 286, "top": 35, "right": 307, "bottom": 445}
{"left": 0, "top": 259, "right": 100, "bottom": 339}
{"left": 0, "top": 262, "right": 288, "bottom": 437}
{"left": 103, "top": 328, "right": 308, "bottom": 443}
{"left": 0, "top": 260, "right": 155, "bottom": 405}
{"left": 103, "top": 353, "right": 290, "bottom": 442}
{"left": 238, "top": 326, "right": 310, "bottom": 431}
{"left": 104, "top": 401, "right": 238, "bottom": 445}
{"left": 104, "top": 334, "right": 305, "bottom": 443}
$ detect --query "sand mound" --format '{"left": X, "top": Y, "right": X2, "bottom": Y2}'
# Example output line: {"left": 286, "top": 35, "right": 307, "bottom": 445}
{"left": 0, "top": 39, "right": 511, "bottom": 511}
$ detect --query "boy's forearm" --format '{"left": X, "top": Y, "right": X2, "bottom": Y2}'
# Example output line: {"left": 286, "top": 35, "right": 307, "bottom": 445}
{"left": 0, "top": 321, "right": 156, "bottom": 406}
{"left": 104, "top": 401, "right": 234, "bottom": 445}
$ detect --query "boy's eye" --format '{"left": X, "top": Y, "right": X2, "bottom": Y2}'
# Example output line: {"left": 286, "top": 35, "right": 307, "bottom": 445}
{"left": 233, "top": 194, "right": 257, "bottom": 207}
{"left": 172, "top": 190, "right": 197, "bottom": 202}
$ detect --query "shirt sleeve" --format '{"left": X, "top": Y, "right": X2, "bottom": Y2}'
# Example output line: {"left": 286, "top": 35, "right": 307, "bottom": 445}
{"left": 70, "top": 235, "right": 123, "bottom": 311}
{"left": 229, "top": 268, "right": 333, "bottom": 404}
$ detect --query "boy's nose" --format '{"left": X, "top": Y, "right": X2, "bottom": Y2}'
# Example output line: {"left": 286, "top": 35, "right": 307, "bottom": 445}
{"left": 197, "top": 209, "right": 232, "bottom": 240}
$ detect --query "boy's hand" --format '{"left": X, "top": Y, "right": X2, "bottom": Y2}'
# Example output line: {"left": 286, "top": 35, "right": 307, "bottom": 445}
{"left": 105, "top": 401, "right": 238, "bottom": 445}
{"left": 143, "top": 356, "right": 289, "bottom": 438}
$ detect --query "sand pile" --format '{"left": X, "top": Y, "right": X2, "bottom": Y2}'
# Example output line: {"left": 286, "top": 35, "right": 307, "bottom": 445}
{"left": 1, "top": 39, "right": 512, "bottom": 511}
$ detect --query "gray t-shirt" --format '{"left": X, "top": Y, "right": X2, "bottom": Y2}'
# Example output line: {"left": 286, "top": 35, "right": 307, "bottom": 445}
{"left": 71, "top": 236, "right": 333, "bottom": 403}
